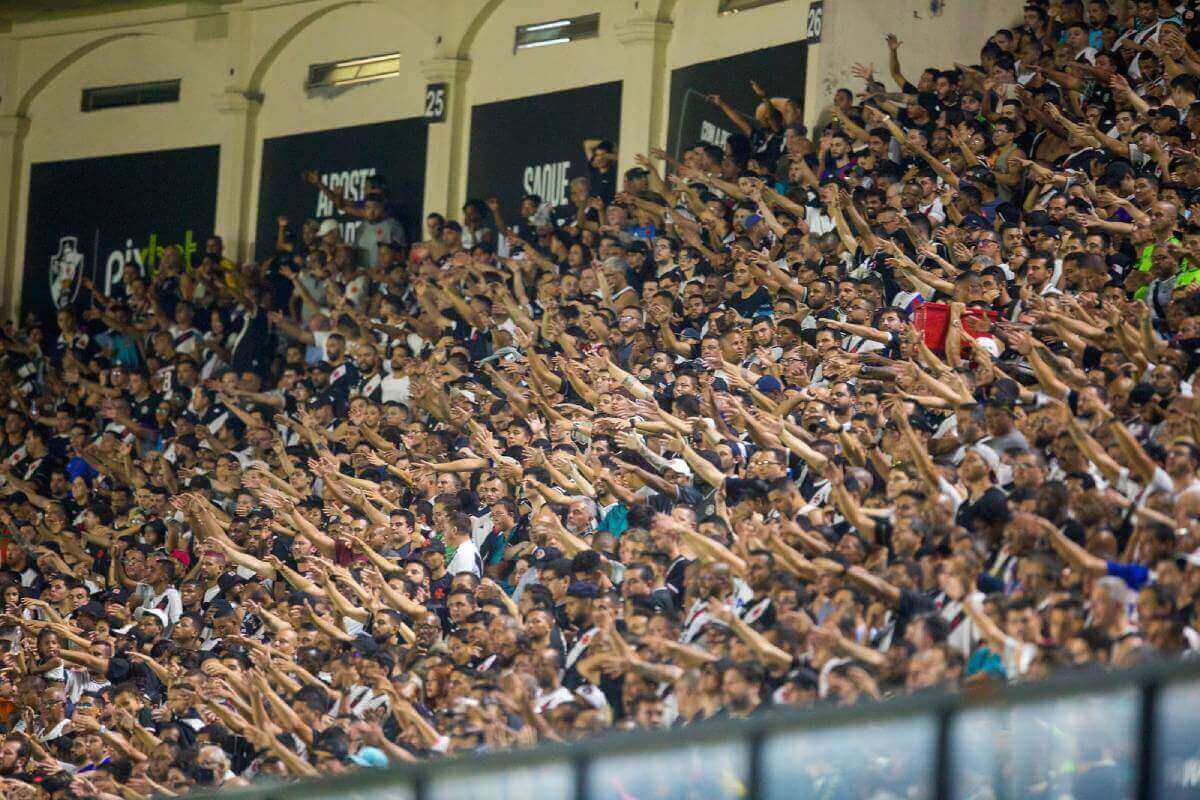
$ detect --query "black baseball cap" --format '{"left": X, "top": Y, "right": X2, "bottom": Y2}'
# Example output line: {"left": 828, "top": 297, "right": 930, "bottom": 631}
{"left": 567, "top": 581, "right": 599, "bottom": 599}
{"left": 77, "top": 601, "right": 107, "bottom": 619}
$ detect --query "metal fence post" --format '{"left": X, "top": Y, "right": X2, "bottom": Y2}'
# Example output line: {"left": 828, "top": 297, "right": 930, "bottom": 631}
{"left": 747, "top": 730, "right": 764, "bottom": 800}
{"left": 574, "top": 753, "right": 589, "bottom": 800}
{"left": 934, "top": 705, "right": 953, "bottom": 800}
{"left": 1137, "top": 676, "right": 1159, "bottom": 800}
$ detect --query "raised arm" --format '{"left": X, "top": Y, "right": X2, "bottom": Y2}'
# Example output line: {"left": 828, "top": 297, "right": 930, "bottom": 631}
{"left": 1109, "top": 416, "right": 1160, "bottom": 485}
{"left": 962, "top": 592, "right": 1024, "bottom": 651}
{"left": 704, "top": 93, "right": 754, "bottom": 136}
{"left": 885, "top": 33, "right": 910, "bottom": 90}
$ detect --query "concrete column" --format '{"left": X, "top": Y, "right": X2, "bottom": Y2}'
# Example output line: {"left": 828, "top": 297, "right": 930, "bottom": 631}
{"left": 420, "top": 57, "right": 471, "bottom": 221}
{"left": 614, "top": 18, "right": 673, "bottom": 179}
{"left": 802, "top": 44, "right": 824, "bottom": 133}
{"left": 213, "top": 6, "right": 260, "bottom": 262}
{"left": 212, "top": 89, "right": 262, "bottom": 262}
{"left": 0, "top": 114, "right": 31, "bottom": 320}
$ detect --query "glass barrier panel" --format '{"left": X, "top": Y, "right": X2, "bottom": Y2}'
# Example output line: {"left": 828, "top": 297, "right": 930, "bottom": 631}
{"left": 761, "top": 714, "right": 937, "bottom": 800}
{"left": 950, "top": 688, "right": 1138, "bottom": 800}
{"left": 587, "top": 740, "right": 748, "bottom": 800}
{"left": 1155, "top": 676, "right": 1200, "bottom": 799}
{"left": 297, "top": 786, "right": 415, "bottom": 800}
{"left": 427, "top": 761, "right": 574, "bottom": 800}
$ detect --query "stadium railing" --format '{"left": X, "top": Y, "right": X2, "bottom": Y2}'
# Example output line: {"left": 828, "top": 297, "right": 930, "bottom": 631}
{"left": 203, "top": 656, "right": 1200, "bottom": 800}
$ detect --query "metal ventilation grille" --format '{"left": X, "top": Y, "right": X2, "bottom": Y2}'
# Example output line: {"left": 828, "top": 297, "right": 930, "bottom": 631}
{"left": 306, "top": 52, "right": 402, "bottom": 90}
{"left": 515, "top": 13, "right": 599, "bottom": 51}
{"left": 718, "top": 0, "right": 787, "bottom": 14}
{"left": 81, "top": 79, "right": 180, "bottom": 112}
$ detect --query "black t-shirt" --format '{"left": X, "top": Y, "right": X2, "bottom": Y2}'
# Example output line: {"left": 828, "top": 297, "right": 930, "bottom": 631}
{"left": 894, "top": 588, "right": 938, "bottom": 642}
{"left": 326, "top": 359, "right": 363, "bottom": 409}
{"left": 748, "top": 128, "right": 785, "bottom": 172}
{"left": 872, "top": 516, "right": 896, "bottom": 553}
{"left": 665, "top": 556, "right": 692, "bottom": 598}
{"left": 445, "top": 310, "right": 493, "bottom": 363}
{"left": 48, "top": 433, "right": 72, "bottom": 464}
{"left": 552, "top": 202, "right": 599, "bottom": 232}
{"left": 266, "top": 259, "right": 297, "bottom": 312}
{"left": 955, "top": 487, "right": 1009, "bottom": 531}
{"left": 107, "top": 656, "right": 164, "bottom": 703}
{"left": 428, "top": 573, "right": 451, "bottom": 606}
{"left": 230, "top": 306, "right": 273, "bottom": 379}
{"left": 588, "top": 165, "right": 617, "bottom": 204}
{"left": 130, "top": 392, "right": 161, "bottom": 427}
{"left": 155, "top": 276, "right": 181, "bottom": 320}
{"left": 810, "top": 306, "right": 840, "bottom": 328}
{"left": 15, "top": 455, "right": 52, "bottom": 493}
{"left": 728, "top": 287, "right": 773, "bottom": 319}
{"left": 674, "top": 483, "right": 706, "bottom": 510}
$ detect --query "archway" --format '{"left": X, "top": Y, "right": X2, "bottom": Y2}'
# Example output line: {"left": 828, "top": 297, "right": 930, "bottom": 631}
{"left": 233, "top": 0, "right": 431, "bottom": 258}
{"left": 3, "top": 31, "right": 185, "bottom": 317}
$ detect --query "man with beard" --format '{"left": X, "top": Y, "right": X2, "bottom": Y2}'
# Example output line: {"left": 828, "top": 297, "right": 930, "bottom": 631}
{"left": 353, "top": 344, "right": 386, "bottom": 403}
{"left": 717, "top": 661, "right": 764, "bottom": 719}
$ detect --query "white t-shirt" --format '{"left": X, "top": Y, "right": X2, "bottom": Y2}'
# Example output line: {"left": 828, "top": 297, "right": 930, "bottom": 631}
{"left": 939, "top": 597, "right": 980, "bottom": 660}
{"left": 139, "top": 585, "right": 183, "bottom": 625}
{"left": 805, "top": 206, "right": 837, "bottom": 236}
{"left": 1112, "top": 464, "right": 1174, "bottom": 504}
{"left": 919, "top": 197, "right": 946, "bottom": 226}
{"left": 1003, "top": 635, "right": 1038, "bottom": 679}
{"left": 470, "top": 511, "right": 494, "bottom": 548}
{"left": 311, "top": 331, "right": 333, "bottom": 363}
{"left": 447, "top": 539, "right": 482, "bottom": 577}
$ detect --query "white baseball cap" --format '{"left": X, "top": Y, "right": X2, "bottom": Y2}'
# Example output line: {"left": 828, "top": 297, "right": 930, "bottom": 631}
{"left": 664, "top": 458, "right": 692, "bottom": 478}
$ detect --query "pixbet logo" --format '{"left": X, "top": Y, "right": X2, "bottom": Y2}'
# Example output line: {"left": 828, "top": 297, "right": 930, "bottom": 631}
{"left": 101, "top": 230, "right": 200, "bottom": 294}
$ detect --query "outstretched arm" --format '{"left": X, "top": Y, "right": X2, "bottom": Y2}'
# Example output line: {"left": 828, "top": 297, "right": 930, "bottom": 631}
{"left": 1038, "top": 516, "right": 1108, "bottom": 576}
{"left": 709, "top": 601, "right": 791, "bottom": 669}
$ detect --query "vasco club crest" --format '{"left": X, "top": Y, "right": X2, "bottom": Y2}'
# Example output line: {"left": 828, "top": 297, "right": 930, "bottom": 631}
{"left": 49, "top": 236, "right": 84, "bottom": 309}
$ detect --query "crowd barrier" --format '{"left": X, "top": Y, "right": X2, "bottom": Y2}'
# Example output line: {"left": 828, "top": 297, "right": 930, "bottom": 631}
{"left": 203, "top": 657, "right": 1200, "bottom": 800}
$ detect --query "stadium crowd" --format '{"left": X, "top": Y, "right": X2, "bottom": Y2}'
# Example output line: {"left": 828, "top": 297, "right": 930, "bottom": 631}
{"left": 0, "top": 0, "right": 1199, "bottom": 797}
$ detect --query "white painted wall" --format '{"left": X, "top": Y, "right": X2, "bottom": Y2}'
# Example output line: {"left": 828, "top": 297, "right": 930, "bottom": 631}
{"left": 466, "top": 0, "right": 629, "bottom": 105}
{"left": 667, "top": 0, "right": 807, "bottom": 69}
{"left": 812, "top": 0, "right": 1022, "bottom": 124}
{"left": 450, "top": 0, "right": 633, "bottom": 205}
{"left": 252, "top": 3, "right": 434, "bottom": 140}
{"left": 242, "top": 2, "right": 437, "bottom": 255}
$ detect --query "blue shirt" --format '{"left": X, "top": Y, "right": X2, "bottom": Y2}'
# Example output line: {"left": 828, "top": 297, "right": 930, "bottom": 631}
{"left": 1106, "top": 560, "right": 1152, "bottom": 591}
{"left": 95, "top": 330, "right": 140, "bottom": 369}
{"left": 598, "top": 504, "right": 628, "bottom": 538}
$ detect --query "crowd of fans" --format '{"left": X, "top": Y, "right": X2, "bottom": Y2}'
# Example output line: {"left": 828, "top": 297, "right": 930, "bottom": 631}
{"left": 1, "top": 0, "right": 1200, "bottom": 797}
